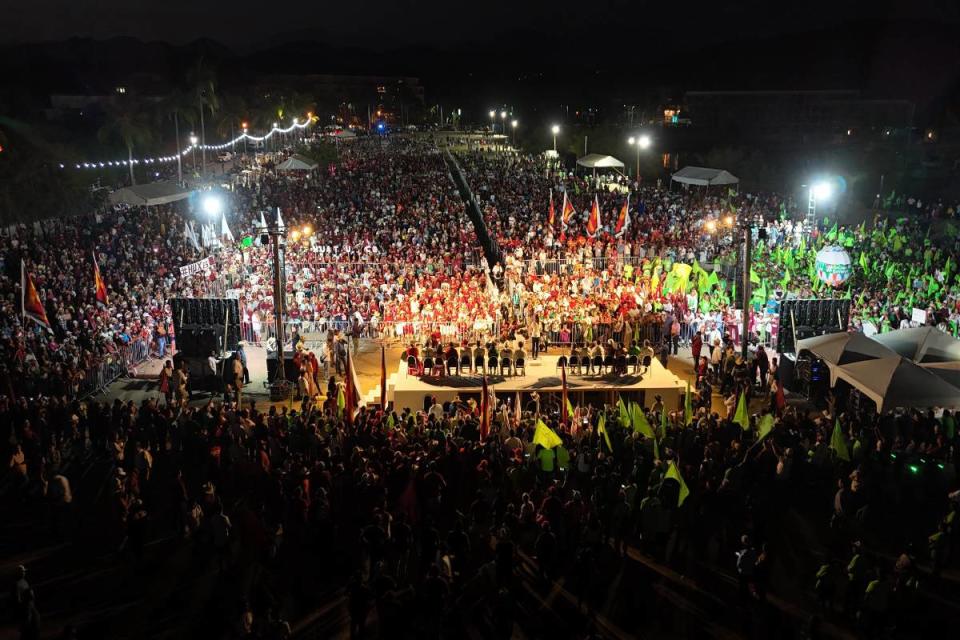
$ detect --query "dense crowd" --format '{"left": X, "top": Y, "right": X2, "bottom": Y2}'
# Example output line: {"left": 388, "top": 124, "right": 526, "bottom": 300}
{"left": 2, "top": 141, "right": 960, "bottom": 639}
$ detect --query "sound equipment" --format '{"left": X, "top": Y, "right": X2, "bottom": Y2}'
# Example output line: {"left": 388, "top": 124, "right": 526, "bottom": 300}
{"left": 267, "top": 352, "right": 300, "bottom": 383}
{"left": 777, "top": 298, "right": 851, "bottom": 353}
{"left": 171, "top": 298, "right": 241, "bottom": 357}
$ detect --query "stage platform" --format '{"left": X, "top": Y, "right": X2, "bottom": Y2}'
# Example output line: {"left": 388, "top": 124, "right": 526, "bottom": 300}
{"left": 385, "top": 354, "right": 686, "bottom": 413}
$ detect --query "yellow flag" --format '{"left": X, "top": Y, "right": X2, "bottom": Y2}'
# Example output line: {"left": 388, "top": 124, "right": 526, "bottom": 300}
{"left": 598, "top": 413, "right": 613, "bottom": 451}
{"left": 533, "top": 420, "right": 563, "bottom": 449}
{"left": 666, "top": 461, "right": 689, "bottom": 506}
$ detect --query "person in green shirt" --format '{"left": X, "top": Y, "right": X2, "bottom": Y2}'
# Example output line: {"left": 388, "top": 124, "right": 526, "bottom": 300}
{"left": 555, "top": 445, "right": 570, "bottom": 476}
{"left": 537, "top": 446, "right": 556, "bottom": 476}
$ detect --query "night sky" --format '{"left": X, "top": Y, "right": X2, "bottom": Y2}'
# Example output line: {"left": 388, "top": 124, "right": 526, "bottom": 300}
{"left": 4, "top": 0, "right": 959, "bottom": 50}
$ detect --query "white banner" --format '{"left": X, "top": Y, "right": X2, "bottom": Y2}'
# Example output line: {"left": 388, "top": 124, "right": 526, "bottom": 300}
{"left": 179, "top": 256, "right": 213, "bottom": 278}
{"left": 911, "top": 308, "right": 927, "bottom": 325}
{"left": 224, "top": 288, "right": 242, "bottom": 299}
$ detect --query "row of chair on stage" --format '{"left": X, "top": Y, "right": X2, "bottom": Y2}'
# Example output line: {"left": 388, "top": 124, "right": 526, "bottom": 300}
{"left": 405, "top": 351, "right": 527, "bottom": 378}
{"left": 556, "top": 352, "right": 652, "bottom": 376}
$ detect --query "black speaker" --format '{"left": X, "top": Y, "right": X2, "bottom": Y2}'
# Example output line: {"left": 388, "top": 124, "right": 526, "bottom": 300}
{"left": 171, "top": 298, "right": 241, "bottom": 357}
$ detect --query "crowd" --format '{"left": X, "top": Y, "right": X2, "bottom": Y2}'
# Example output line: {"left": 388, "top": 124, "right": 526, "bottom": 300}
{"left": 2, "top": 140, "right": 960, "bottom": 639}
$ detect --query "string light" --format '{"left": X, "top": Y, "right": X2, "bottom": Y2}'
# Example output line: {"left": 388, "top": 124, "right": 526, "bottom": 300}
{"left": 63, "top": 116, "right": 316, "bottom": 170}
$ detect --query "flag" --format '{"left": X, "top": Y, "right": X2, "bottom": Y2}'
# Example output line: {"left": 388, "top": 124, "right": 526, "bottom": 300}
{"left": 615, "top": 195, "right": 630, "bottom": 237}
{"left": 336, "top": 384, "right": 345, "bottom": 417}
{"left": 514, "top": 391, "right": 522, "bottom": 428}
{"left": 586, "top": 195, "right": 601, "bottom": 237}
{"left": 548, "top": 191, "right": 556, "bottom": 226}
{"left": 343, "top": 348, "right": 360, "bottom": 428}
{"left": 858, "top": 251, "right": 869, "bottom": 273}
{"left": 561, "top": 191, "right": 575, "bottom": 228}
{"left": 387, "top": 412, "right": 395, "bottom": 429}
{"left": 666, "top": 461, "right": 690, "bottom": 506}
{"left": 21, "top": 260, "right": 50, "bottom": 330}
{"left": 618, "top": 396, "right": 630, "bottom": 428}
{"left": 533, "top": 419, "right": 563, "bottom": 449}
{"left": 480, "top": 375, "right": 490, "bottom": 441}
{"left": 379, "top": 344, "right": 387, "bottom": 408}
{"left": 757, "top": 414, "right": 775, "bottom": 440}
{"left": 276, "top": 207, "right": 285, "bottom": 230}
{"left": 561, "top": 362, "right": 570, "bottom": 427}
{"left": 684, "top": 383, "right": 693, "bottom": 425}
{"left": 259, "top": 211, "right": 267, "bottom": 230}
{"left": 830, "top": 418, "right": 850, "bottom": 461}
{"left": 631, "top": 402, "right": 654, "bottom": 438}
{"left": 93, "top": 252, "right": 108, "bottom": 306}
{"left": 733, "top": 391, "right": 749, "bottom": 430}
{"left": 220, "top": 215, "right": 235, "bottom": 244}
{"left": 660, "top": 404, "right": 668, "bottom": 438}
{"left": 184, "top": 221, "right": 200, "bottom": 250}
{"left": 652, "top": 436, "right": 660, "bottom": 461}
{"left": 598, "top": 413, "right": 612, "bottom": 451}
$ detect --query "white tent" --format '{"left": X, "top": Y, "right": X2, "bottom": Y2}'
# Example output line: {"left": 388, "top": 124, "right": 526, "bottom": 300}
{"left": 671, "top": 166, "right": 740, "bottom": 186}
{"left": 831, "top": 356, "right": 960, "bottom": 412}
{"left": 109, "top": 181, "right": 194, "bottom": 207}
{"left": 797, "top": 332, "right": 897, "bottom": 367}
{"left": 276, "top": 154, "right": 319, "bottom": 171}
{"left": 870, "top": 326, "right": 960, "bottom": 364}
{"left": 576, "top": 154, "right": 625, "bottom": 169}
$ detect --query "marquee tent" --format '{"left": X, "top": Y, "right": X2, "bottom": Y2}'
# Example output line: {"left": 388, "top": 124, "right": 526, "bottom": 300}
{"left": 797, "top": 332, "right": 897, "bottom": 367}
{"left": 576, "top": 154, "right": 625, "bottom": 169}
{"left": 830, "top": 356, "right": 960, "bottom": 412}
{"left": 276, "top": 154, "right": 319, "bottom": 171}
{"left": 671, "top": 166, "right": 740, "bottom": 186}
{"left": 870, "top": 326, "right": 960, "bottom": 364}
{"left": 109, "top": 182, "right": 194, "bottom": 207}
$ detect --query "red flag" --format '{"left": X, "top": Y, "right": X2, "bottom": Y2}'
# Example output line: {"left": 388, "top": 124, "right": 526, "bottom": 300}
{"left": 586, "top": 195, "right": 601, "bottom": 237}
{"left": 93, "top": 252, "right": 108, "bottom": 306}
{"left": 561, "top": 192, "right": 575, "bottom": 228}
{"left": 547, "top": 191, "right": 556, "bottom": 226}
{"left": 615, "top": 195, "right": 630, "bottom": 237}
{"left": 345, "top": 349, "right": 357, "bottom": 428}
{"left": 480, "top": 375, "right": 490, "bottom": 441}
{"left": 379, "top": 344, "right": 387, "bottom": 408}
{"left": 21, "top": 260, "right": 50, "bottom": 330}
{"left": 561, "top": 362, "right": 570, "bottom": 427}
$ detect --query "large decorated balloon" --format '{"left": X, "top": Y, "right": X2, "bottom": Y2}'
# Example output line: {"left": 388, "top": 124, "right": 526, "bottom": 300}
{"left": 815, "top": 245, "right": 852, "bottom": 287}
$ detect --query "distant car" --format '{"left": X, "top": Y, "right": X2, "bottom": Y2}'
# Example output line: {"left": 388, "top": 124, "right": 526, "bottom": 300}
{"left": 217, "top": 151, "right": 234, "bottom": 162}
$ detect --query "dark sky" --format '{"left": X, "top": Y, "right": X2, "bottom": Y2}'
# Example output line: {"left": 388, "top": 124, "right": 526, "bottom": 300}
{"left": 5, "top": 0, "right": 959, "bottom": 50}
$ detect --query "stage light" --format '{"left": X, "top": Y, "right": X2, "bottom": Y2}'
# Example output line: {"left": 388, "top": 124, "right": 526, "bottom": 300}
{"left": 725, "top": 215, "right": 734, "bottom": 226}
{"left": 202, "top": 194, "right": 223, "bottom": 217}
{"left": 812, "top": 181, "right": 832, "bottom": 201}
{"left": 706, "top": 220, "right": 717, "bottom": 233}
{"left": 302, "top": 225, "right": 312, "bottom": 235}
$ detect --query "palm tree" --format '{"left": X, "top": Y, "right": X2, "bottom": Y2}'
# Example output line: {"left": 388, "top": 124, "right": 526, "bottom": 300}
{"left": 186, "top": 58, "right": 219, "bottom": 176}
{"left": 98, "top": 100, "right": 154, "bottom": 185}
{"left": 156, "top": 88, "right": 195, "bottom": 183}
{"left": 214, "top": 93, "right": 249, "bottom": 153}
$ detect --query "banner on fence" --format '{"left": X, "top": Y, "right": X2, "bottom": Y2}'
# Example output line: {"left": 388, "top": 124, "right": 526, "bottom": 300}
{"left": 179, "top": 257, "right": 213, "bottom": 278}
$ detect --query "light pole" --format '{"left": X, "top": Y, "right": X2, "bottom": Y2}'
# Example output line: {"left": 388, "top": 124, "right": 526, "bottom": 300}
{"left": 627, "top": 134, "right": 651, "bottom": 186}
{"left": 242, "top": 122, "right": 248, "bottom": 156}
{"left": 511, "top": 119, "right": 518, "bottom": 148}
{"left": 808, "top": 181, "right": 833, "bottom": 227}
{"left": 272, "top": 122, "right": 278, "bottom": 153}
{"left": 489, "top": 110, "right": 496, "bottom": 135}
{"left": 551, "top": 125, "right": 560, "bottom": 152}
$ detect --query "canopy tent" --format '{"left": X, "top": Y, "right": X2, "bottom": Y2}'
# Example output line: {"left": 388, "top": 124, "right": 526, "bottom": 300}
{"left": 797, "top": 332, "right": 897, "bottom": 367}
{"left": 870, "top": 326, "right": 960, "bottom": 364}
{"left": 576, "top": 154, "right": 625, "bottom": 169}
{"left": 924, "top": 361, "right": 960, "bottom": 390}
{"left": 831, "top": 356, "right": 960, "bottom": 412}
{"left": 670, "top": 166, "right": 740, "bottom": 186}
{"left": 109, "top": 182, "right": 194, "bottom": 207}
{"left": 276, "top": 154, "right": 319, "bottom": 171}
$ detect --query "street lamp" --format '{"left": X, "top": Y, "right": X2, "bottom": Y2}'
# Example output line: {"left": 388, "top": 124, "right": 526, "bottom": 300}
{"left": 189, "top": 133, "right": 198, "bottom": 172}
{"left": 242, "top": 123, "right": 248, "bottom": 155}
{"left": 551, "top": 125, "right": 560, "bottom": 152}
{"left": 489, "top": 110, "right": 496, "bottom": 134}
{"left": 627, "top": 134, "right": 652, "bottom": 185}
{"left": 511, "top": 119, "right": 518, "bottom": 147}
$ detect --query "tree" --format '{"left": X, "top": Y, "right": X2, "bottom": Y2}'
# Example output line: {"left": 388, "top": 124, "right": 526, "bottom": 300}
{"left": 97, "top": 99, "right": 154, "bottom": 185}
{"left": 186, "top": 58, "right": 219, "bottom": 176}
{"left": 155, "top": 88, "right": 196, "bottom": 183}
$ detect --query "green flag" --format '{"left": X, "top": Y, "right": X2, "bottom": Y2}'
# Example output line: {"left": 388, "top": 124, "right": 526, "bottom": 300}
{"left": 631, "top": 402, "right": 654, "bottom": 438}
{"left": 684, "top": 383, "right": 693, "bottom": 425}
{"left": 618, "top": 396, "right": 630, "bottom": 429}
{"left": 858, "top": 252, "right": 869, "bottom": 273}
{"left": 829, "top": 419, "right": 850, "bottom": 461}
{"left": 337, "top": 384, "right": 345, "bottom": 416}
{"left": 733, "top": 392, "right": 749, "bottom": 431}
{"left": 750, "top": 268, "right": 761, "bottom": 284}
{"left": 533, "top": 420, "right": 563, "bottom": 449}
{"left": 598, "top": 413, "right": 613, "bottom": 452}
{"left": 387, "top": 412, "right": 395, "bottom": 429}
{"left": 666, "top": 461, "right": 690, "bottom": 506}
{"left": 780, "top": 268, "right": 791, "bottom": 288}
{"left": 757, "top": 414, "right": 774, "bottom": 440}
{"left": 653, "top": 436, "right": 661, "bottom": 461}
{"left": 566, "top": 396, "right": 576, "bottom": 423}
{"left": 240, "top": 235, "right": 254, "bottom": 248}
{"left": 660, "top": 405, "right": 668, "bottom": 438}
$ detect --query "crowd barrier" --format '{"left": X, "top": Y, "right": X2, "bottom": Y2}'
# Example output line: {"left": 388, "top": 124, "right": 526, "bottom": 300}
{"left": 78, "top": 338, "right": 150, "bottom": 399}
{"left": 512, "top": 255, "right": 726, "bottom": 276}
{"left": 244, "top": 318, "right": 503, "bottom": 348}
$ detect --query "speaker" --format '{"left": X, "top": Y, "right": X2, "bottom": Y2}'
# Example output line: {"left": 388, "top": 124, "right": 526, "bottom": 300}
{"left": 267, "top": 354, "right": 299, "bottom": 383}
{"left": 171, "top": 298, "right": 242, "bottom": 356}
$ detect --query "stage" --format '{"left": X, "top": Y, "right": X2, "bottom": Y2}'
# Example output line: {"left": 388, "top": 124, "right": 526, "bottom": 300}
{"left": 385, "top": 354, "right": 687, "bottom": 413}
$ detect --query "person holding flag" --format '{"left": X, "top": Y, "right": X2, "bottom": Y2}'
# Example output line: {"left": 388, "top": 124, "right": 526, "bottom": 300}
{"left": 21, "top": 260, "right": 50, "bottom": 331}
{"left": 559, "top": 190, "right": 575, "bottom": 244}
{"left": 615, "top": 195, "right": 631, "bottom": 237}
{"left": 93, "top": 252, "right": 108, "bottom": 307}
{"left": 586, "top": 195, "right": 601, "bottom": 238}
{"left": 547, "top": 191, "right": 556, "bottom": 228}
